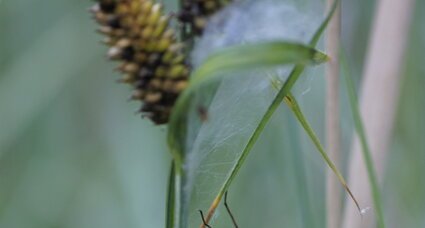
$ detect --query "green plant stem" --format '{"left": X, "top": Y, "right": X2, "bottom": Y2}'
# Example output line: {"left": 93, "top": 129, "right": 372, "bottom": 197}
{"left": 325, "top": 0, "right": 342, "bottom": 227}
{"left": 284, "top": 93, "right": 361, "bottom": 212}
{"left": 341, "top": 50, "right": 385, "bottom": 228}
{"left": 166, "top": 161, "right": 176, "bottom": 228}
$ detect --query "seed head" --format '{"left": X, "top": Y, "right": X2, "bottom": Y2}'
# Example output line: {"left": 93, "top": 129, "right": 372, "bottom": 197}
{"left": 91, "top": 0, "right": 190, "bottom": 124}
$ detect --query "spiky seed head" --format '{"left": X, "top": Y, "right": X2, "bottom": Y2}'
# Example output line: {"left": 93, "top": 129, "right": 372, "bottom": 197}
{"left": 91, "top": 0, "right": 189, "bottom": 125}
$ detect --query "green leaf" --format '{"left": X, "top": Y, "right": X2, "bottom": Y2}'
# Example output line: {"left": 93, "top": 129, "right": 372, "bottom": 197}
{"left": 341, "top": 49, "right": 385, "bottom": 228}
{"left": 167, "top": 42, "right": 328, "bottom": 168}
{"left": 191, "top": 42, "right": 329, "bottom": 86}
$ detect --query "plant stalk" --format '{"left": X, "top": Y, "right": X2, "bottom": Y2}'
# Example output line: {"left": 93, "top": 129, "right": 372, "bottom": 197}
{"left": 341, "top": 0, "right": 415, "bottom": 227}
{"left": 325, "top": 0, "right": 342, "bottom": 227}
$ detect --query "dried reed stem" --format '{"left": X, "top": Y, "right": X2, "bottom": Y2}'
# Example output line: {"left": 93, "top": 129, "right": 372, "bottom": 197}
{"left": 342, "top": 0, "right": 415, "bottom": 227}
{"left": 325, "top": 1, "right": 342, "bottom": 227}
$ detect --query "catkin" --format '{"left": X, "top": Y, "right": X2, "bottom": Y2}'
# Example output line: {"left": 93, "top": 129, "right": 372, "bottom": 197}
{"left": 178, "top": 0, "right": 233, "bottom": 35}
{"left": 91, "top": 0, "right": 189, "bottom": 124}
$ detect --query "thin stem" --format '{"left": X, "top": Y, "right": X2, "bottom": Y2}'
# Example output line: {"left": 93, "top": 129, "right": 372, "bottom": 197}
{"left": 325, "top": 0, "right": 342, "bottom": 227}
{"left": 341, "top": 54, "right": 384, "bottom": 228}
{"left": 284, "top": 93, "right": 361, "bottom": 213}
{"left": 166, "top": 162, "right": 176, "bottom": 228}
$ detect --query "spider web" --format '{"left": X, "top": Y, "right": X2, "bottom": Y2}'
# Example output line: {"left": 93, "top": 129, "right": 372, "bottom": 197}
{"left": 178, "top": 0, "right": 324, "bottom": 226}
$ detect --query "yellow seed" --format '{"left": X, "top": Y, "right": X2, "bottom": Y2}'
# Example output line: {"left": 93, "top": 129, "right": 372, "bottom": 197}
{"left": 171, "top": 55, "right": 185, "bottom": 64}
{"left": 162, "top": 51, "right": 174, "bottom": 63}
{"left": 121, "top": 63, "right": 139, "bottom": 74}
{"left": 116, "top": 3, "right": 129, "bottom": 15}
{"left": 125, "top": 63, "right": 139, "bottom": 73}
{"left": 94, "top": 12, "right": 108, "bottom": 24}
{"left": 131, "top": 90, "right": 145, "bottom": 100}
{"left": 162, "top": 53, "right": 184, "bottom": 64}
{"left": 194, "top": 17, "right": 207, "bottom": 30}
{"left": 146, "top": 41, "right": 157, "bottom": 52}
{"left": 162, "top": 29, "right": 175, "bottom": 39}
{"left": 113, "top": 29, "right": 125, "bottom": 37}
{"left": 116, "top": 38, "right": 131, "bottom": 48}
{"left": 141, "top": 26, "right": 154, "bottom": 38}
{"left": 89, "top": 4, "right": 100, "bottom": 13}
{"left": 135, "top": 40, "right": 147, "bottom": 50}
{"left": 134, "top": 53, "right": 147, "bottom": 62}
{"left": 162, "top": 79, "right": 173, "bottom": 90}
{"left": 97, "top": 26, "right": 113, "bottom": 35}
{"left": 107, "top": 47, "right": 122, "bottom": 60}
{"left": 119, "top": 74, "right": 135, "bottom": 84}
{"left": 204, "top": 1, "right": 218, "bottom": 11}
{"left": 169, "top": 43, "right": 184, "bottom": 52}
{"left": 155, "top": 66, "right": 167, "bottom": 77}
{"left": 102, "top": 37, "right": 115, "bottom": 45}
{"left": 168, "top": 64, "right": 187, "bottom": 78}
{"left": 120, "top": 16, "right": 134, "bottom": 28}
{"left": 147, "top": 3, "right": 163, "bottom": 25}
{"left": 129, "top": 26, "right": 141, "bottom": 37}
{"left": 150, "top": 79, "right": 162, "bottom": 89}
{"left": 145, "top": 92, "right": 162, "bottom": 103}
{"left": 135, "top": 13, "right": 146, "bottom": 26}
{"left": 173, "top": 81, "right": 188, "bottom": 93}
{"left": 130, "top": 0, "right": 141, "bottom": 14}
{"left": 155, "top": 38, "right": 171, "bottom": 52}
{"left": 152, "top": 16, "right": 169, "bottom": 38}
{"left": 99, "top": 26, "right": 124, "bottom": 37}
{"left": 141, "top": 1, "right": 154, "bottom": 14}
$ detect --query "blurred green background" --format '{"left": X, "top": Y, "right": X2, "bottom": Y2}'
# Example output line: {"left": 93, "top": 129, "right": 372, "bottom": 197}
{"left": 0, "top": 0, "right": 424, "bottom": 227}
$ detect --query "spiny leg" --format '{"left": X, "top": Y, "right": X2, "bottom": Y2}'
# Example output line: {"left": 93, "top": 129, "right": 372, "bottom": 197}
{"left": 199, "top": 210, "right": 212, "bottom": 228}
{"left": 224, "top": 191, "right": 239, "bottom": 228}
